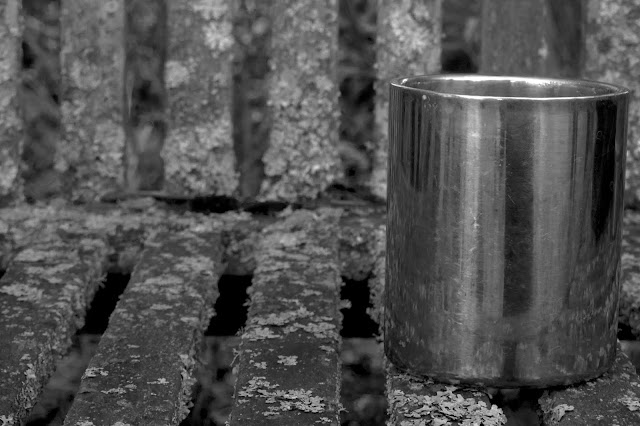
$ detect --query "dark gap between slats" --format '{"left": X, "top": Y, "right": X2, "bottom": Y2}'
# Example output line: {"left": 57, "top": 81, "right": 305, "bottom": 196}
{"left": 0, "top": 269, "right": 5, "bottom": 280}
{"left": 24, "top": 273, "right": 131, "bottom": 426}
{"left": 340, "top": 277, "right": 378, "bottom": 338}
{"left": 181, "top": 275, "right": 252, "bottom": 426}
{"left": 340, "top": 276, "right": 386, "bottom": 425}
{"left": 490, "top": 389, "right": 543, "bottom": 425}
{"left": 206, "top": 275, "right": 252, "bottom": 336}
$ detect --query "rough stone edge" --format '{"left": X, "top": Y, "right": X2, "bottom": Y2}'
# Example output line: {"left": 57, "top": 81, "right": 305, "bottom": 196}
{"left": 0, "top": 0, "right": 22, "bottom": 202}
{"left": 164, "top": 0, "right": 238, "bottom": 196}
{"left": 258, "top": 0, "right": 341, "bottom": 201}
{"left": 371, "top": 0, "right": 442, "bottom": 199}
{"left": 58, "top": 0, "right": 125, "bottom": 201}
{"left": 583, "top": 0, "right": 640, "bottom": 207}
{"left": 228, "top": 208, "right": 342, "bottom": 425}
{"left": 0, "top": 236, "right": 108, "bottom": 425}
{"left": 62, "top": 229, "right": 224, "bottom": 426}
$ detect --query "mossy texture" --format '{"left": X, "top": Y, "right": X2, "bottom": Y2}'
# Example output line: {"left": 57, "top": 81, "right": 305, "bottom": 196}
{"left": 0, "top": 0, "right": 22, "bottom": 201}
{"left": 371, "top": 0, "right": 442, "bottom": 199}
{"left": 0, "top": 235, "right": 107, "bottom": 425}
{"left": 229, "top": 209, "right": 343, "bottom": 424}
{"left": 57, "top": 0, "right": 125, "bottom": 202}
{"left": 64, "top": 230, "right": 224, "bottom": 426}
{"left": 164, "top": 0, "right": 238, "bottom": 196}
{"left": 584, "top": 0, "right": 640, "bottom": 207}
{"left": 259, "top": 0, "right": 341, "bottom": 201}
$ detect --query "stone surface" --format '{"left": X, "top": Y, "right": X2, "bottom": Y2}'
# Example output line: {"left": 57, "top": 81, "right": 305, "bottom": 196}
{"left": 371, "top": 0, "right": 442, "bottom": 199}
{"left": 583, "top": 0, "right": 640, "bottom": 207}
{"left": 539, "top": 345, "right": 640, "bottom": 425}
{"left": 0, "top": 235, "right": 107, "bottom": 425}
{"left": 386, "top": 363, "right": 506, "bottom": 425}
{"left": 164, "top": 0, "right": 238, "bottom": 196}
{"left": 58, "top": 0, "right": 125, "bottom": 201}
{"left": 259, "top": 0, "right": 341, "bottom": 201}
{"left": 0, "top": 203, "right": 381, "bottom": 281}
{"left": 228, "top": 209, "right": 342, "bottom": 425}
{"left": 0, "top": 0, "right": 22, "bottom": 203}
{"left": 63, "top": 229, "right": 224, "bottom": 425}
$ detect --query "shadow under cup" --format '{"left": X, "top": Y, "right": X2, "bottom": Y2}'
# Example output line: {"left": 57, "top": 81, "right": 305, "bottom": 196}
{"left": 385, "top": 74, "right": 630, "bottom": 387}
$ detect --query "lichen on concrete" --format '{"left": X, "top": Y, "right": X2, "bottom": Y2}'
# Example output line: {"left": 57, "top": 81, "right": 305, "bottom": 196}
{"left": 0, "top": 0, "right": 22, "bottom": 202}
{"left": 165, "top": 0, "right": 238, "bottom": 196}
{"left": 386, "top": 362, "right": 506, "bottom": 425}
{"left": 0, "top": 235, "right": 107, "bottom": 425}
{"left": 63, "top": 229, "right": 224, "bottom": 426}
{"left": 371, "top": 0, "right": 442, "bottom": 199}
{"left": 258, "top": 0, "right": 341, "bottom": 201}
{"left": 583, "top": 0, "right": 640, "bottom": 207}
{"left": 58, "top": 0, "right": 125, "bottom": 202}
{"left": 539, "top": 343, "right": 640, "bottom": 425}
{"left": 229, "top": 209, "right": 343, "bottom": 424}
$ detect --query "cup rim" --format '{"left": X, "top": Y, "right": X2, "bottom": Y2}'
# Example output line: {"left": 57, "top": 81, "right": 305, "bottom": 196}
{"left": 390, "top": 74, "right": 630, "bottom": 101}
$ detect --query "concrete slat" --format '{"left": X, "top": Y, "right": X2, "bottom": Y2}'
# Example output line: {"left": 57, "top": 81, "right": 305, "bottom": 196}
{"left": 0, "top": 236, "right": 107, "bottom": 425}
{"left": 229, "top": 209, "right": 342, "bottom": 425}
{"left": 63, "top": 230, "right": 224, "bottom": 426}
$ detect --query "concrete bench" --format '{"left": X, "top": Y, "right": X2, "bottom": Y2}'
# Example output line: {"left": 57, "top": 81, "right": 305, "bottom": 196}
{"left": 1, "top": 204, "right": 640, "bottom": 425}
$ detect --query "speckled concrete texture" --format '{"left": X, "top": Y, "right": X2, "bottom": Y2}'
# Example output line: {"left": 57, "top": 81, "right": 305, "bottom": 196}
{"left": 63, "top": 230, "right": 224, "bottom": 426}
{"left": 0, "top": 235, "right": 107, "bottom": 425}
{"left": 371, "top": 0, "right": 442, "bottom": 199}
{"left": 539, "top": 344, "right": 640, "bottom": 425}
{"left": 58, "top": 0, "right": 125, "bottom": 202}
{"left": 583, "top": 0, "right": 640, "bottom": 207}
{"left": 258, "top": 1, "right": 341, "bottom": 201}
{"left": 0, "top": 0, "right": 22, "bottom": 202}
{"left": 229, "top": 208, "right": 342, "bottom": 424}
{"left": 164, "top": 0, "right": 238, "bottom": 196}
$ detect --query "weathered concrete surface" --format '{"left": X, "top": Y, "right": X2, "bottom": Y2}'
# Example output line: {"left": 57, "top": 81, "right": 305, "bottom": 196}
{"left": 539, "top": 345, "right": 640, "bottom": 425}
{"left": 366, "top": 220, "right": 386, "bottom": 330}
{"left": 620, "top": 211, "right": 640, "bottom": 338}
{"left": 64, "top": 230, "right": 224, "bottom": 425}
{"left": 480, "top": 0, "right": 582, "bottom": 77}
{"left": 583, "top": 0, "right": 640, "bottom": 207}
{"left": 0, "top": 203, "right": 382, "bottom": 281}
{"left": 0, "top": 235, "right": 107, "bottom": 425}
{"left": 165, "top": 0, "right": 238, "bottom": 196}
{"left": 386, "top": 363, "right": 507, "bottom": 425}
{"left": 371, "top": 0, "right": 442, "bottom": 199}
{"left": 58, "top": 0, "right": 125, "bottom": 202}
{"left": 123, "top": 0, "right": 167, "bottom": 191}
{"left": 229, "top": 209, "right": 342, "bottom": 424}
{"left": 259, "top": 1, "right": 341, "bottom": 201}
{"left": 0, "top": 0, "right": 22, "bottom": 203}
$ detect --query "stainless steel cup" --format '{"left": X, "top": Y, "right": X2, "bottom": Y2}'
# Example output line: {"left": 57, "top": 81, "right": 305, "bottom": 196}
{"left": 385, "top": 74, "right": 629, "bottom": 387}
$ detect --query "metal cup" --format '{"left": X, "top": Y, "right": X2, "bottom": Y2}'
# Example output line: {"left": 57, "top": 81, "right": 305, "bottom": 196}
{"left": 385, "top": 74, "right": 629, "bottom": 387}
